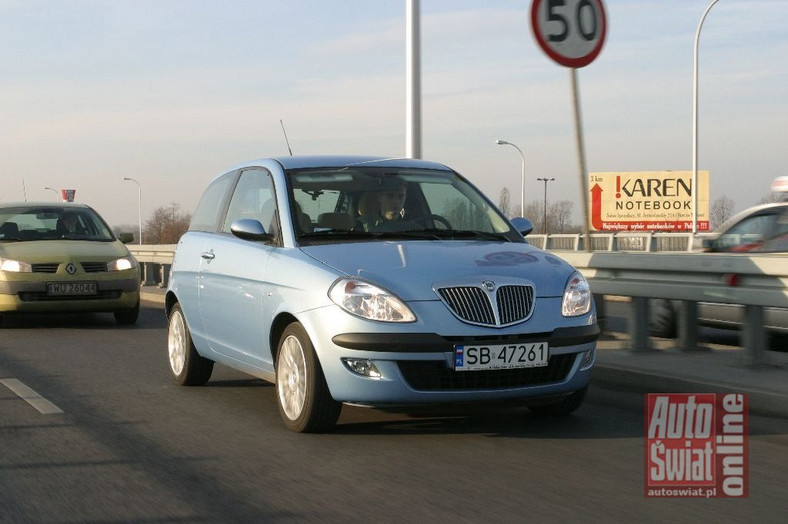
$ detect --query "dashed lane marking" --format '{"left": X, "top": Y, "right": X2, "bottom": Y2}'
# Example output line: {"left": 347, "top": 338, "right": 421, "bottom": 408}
{"left": 1, "top": 378, "right": 64, "bottom": 415}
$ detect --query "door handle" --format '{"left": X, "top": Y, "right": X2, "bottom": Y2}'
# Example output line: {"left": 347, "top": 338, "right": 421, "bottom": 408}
{"left": 201, "top": 250, "right": 215, "bottom": 260}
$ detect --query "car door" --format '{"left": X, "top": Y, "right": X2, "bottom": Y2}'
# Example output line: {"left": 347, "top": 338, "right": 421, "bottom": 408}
{"left": 198, "top": 168, "right": 279, "bottom": 370}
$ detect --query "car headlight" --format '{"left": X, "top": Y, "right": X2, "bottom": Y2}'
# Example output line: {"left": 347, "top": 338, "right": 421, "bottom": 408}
{"left": 107, "top": 256, "right": 138, "bottom": 272}
{"left": 562, "top": 271, "right": 591, "bottom": 317}
{"left": 0, "top": 258, "right": 32, "bottom": 273}
{"left": 329, "top": 278, "right": 416, "bottom": 322}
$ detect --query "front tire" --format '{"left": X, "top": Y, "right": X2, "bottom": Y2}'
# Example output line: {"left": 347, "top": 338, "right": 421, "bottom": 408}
{"left": 167, "top": 303, "right": 213, "bottom": 386}
{"left": 276, "top": 322, "right": 341, "bottom": 433}
{"left": 528, "top": 386, "right": 588, "bottom": 416}
{"left": 114, "top": 301, "right": 140, "bottom": 325}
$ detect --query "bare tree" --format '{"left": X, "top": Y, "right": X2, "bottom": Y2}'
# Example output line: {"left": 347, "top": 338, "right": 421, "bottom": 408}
{"left": 498, "top": 187, "right": 511, "bottom": 217}
{"left": 143, "top": 202, "right": 191, "bottom": 244}
{"left": 758, "top": 192, "right": 783, "bottom": 204}
{"left": 548, "top": 200, "right": 574, "bottom": 233}
{"left": 523, "top": 200, "right": 542, "bottom": 229}
{"left": 709, "top": 196, "right": 736, "bottom": 230}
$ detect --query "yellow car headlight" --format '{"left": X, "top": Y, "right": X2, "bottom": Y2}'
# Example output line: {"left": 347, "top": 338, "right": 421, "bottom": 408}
{"left": 0, "top": 257, "right": 32, "bottom": 273}
{"left": 107, "top": 256, "right": 138, "bottom": 272}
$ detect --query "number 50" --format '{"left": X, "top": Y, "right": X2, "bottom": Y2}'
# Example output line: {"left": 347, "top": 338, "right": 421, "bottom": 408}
{"left": 547, "top": 0, "right": 599, "bottom": 42}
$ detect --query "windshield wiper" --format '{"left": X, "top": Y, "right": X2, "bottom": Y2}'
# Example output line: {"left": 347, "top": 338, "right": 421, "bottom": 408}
{"left": 410, "top": 229, "right": 511, "bottom": 241}
{"left": 299, "top": 229, "right": 375, "bottom": 239}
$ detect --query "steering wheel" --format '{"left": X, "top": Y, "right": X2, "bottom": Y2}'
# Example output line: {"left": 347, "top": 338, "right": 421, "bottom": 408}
{"left": 413, "top": 214, "right": 452, "bottom": 230}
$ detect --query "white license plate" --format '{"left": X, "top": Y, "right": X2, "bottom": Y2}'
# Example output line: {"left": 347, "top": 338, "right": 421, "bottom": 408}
{"left": 454, "top": 342, "right": 549, "bottom": 371}
{"left": 47, "top": 282, "right": 97, "bottom": 296}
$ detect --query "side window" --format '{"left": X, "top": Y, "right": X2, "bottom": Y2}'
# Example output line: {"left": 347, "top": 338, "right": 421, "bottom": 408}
{"left": 190, "top": 172, "right": 236, "bottom": 232}
{"left": 716, "top": 213, "right": 776, "bottom": 250}
{"left": 223, "top": 168, "right": 278, "bottom": 237}
{"left": 420, "top": 182, "right": 494, "bottom": 232}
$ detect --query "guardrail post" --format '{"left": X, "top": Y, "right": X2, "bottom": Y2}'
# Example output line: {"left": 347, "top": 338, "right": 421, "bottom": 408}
{"left": 142, "top": 262, "right": 157, "bottom": 286}
{"left": 676, "top": 301, "right": 700, "bottom": 350}
{"left": 630, "top": 297, "right": 652, "bottom": 350}
{"left": 742, "top": 305, "right": 768, "bottom": 367}
{"left": 159, "top": 264, "right": 171, "bottom": 288}
{"left": 594, "top": 294, "right": 607, "bottom": 332}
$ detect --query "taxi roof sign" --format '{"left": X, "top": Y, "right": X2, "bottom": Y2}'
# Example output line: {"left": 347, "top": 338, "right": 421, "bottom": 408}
{"left": 772, "top": 176, "right": 788, "bottom": 193}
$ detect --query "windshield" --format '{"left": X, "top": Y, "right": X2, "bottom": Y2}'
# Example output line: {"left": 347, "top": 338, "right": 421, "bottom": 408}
{"left": 287, "top": 166, "right": 522, "bottom": 245}
{"left": 0, "top": 206, "right": 115, "bottom": 242}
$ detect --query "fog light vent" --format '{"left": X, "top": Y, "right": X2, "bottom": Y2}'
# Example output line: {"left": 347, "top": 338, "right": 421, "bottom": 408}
{"left": 580, "top": 348, "right": 595, "bottom": 370}
{"left": 342, "top": 358, "right": 382, "bottom": 378}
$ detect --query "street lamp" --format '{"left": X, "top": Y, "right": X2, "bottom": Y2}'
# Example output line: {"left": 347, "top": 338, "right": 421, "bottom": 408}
{"left": 122, "top": 177, "right": 143, "bottom": 244}
{"left": 43, "top": 187, "right": 60, "bottom": 201}
{"left": 495, "top": 140, "right": 525, "bottom": 216}
{"left": 692, "top": 0, "right": 720, "bottom": 234}
{"left": 536, "top": 177, "right": 555, "bottom": 234}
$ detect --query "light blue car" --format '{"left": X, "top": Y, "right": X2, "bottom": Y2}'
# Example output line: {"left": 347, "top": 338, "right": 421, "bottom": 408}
{"left": 166, "top": 156, "right": 599, "bottom": 432}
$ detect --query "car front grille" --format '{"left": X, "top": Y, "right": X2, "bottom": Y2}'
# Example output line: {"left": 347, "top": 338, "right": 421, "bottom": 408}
{"left": 437, "top": 284, "right": 534, "bottom": 327}
{"left": 29, "top": 262, "right": 109, "bottom": 274}
{"left": 81, "top": 262, "right": 108, "bottom": 273}
{"left": 397, "top": 353, "right": 575, "bottom": 391}
{"left": 31, "top": 264, "right": 59, "bottom": 273}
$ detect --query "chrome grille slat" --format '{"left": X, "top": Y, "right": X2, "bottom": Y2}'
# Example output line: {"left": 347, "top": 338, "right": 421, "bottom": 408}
{"left": 438, "top": 284, "right": 534, "bottom": 327}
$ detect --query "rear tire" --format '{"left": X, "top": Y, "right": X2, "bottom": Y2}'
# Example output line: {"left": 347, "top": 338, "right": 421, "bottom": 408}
{"left": 276, "top": 322, "right": 341, "bottom": 433}
{"left": 167, "top": 303, "right": 213, "bottom": 386}
{"left": 529, "top": 386, "right": 588, "bottom": 416}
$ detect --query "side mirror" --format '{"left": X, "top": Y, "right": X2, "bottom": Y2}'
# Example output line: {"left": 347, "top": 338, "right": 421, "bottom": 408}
{"left": 230, "top": 218, "right": 273, "bottom": 242}
{"left": 510, "top": 217, "right": 534, "bottom": 236}
{"left": 118, "top": 232, "right": 135, "bottom": 244}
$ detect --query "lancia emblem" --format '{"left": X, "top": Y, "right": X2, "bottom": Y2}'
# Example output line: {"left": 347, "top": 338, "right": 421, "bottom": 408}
{"left": 482, "top": 280, "right": 495, "bottom": 291}
{"left": 66, "top": 263, "right": 77, "bottom": 275}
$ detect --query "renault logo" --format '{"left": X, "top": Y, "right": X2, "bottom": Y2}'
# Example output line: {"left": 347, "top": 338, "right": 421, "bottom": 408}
{"left": 482, "top": 280, "right": 495, "bottom": 292}
{"left": 65, "top": 263, "right": 77, "bottom": 275}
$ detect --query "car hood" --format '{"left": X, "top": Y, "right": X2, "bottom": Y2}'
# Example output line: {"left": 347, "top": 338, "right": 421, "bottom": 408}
{"left": 300, "top": 241, "right": 576, "bottom": 300}
{"left": 0, "top": 240, "right": 130, "bottom": 262}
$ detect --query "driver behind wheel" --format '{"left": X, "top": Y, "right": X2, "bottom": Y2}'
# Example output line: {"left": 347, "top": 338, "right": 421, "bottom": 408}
{"left": 357, "top": 181, "right": 408, "bottom": 231}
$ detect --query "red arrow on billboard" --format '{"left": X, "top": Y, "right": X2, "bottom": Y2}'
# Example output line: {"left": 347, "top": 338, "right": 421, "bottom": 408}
{"left": 590, "top": 183, "right": 604, "bottom": 230}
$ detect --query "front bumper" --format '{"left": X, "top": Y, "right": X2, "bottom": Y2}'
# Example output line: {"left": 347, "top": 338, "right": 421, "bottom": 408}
{"left": 0, "top": 276, "right": 140, "bottom": 313}
{"left": 299, "top": 300, "right": 599, "bottom": 406}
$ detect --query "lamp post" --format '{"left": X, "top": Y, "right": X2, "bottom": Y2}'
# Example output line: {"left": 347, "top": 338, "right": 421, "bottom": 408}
{"left": 122, "top": 177, "right": 142, "bottom": 244}
{"left": 43, "top": 187, "right": 60, "bottom": 201}
{"left": 536, "top": 177, "right": 555, "bottom": 234}
{"left": 495, "top": 139, "right": 525, "bottom": 216}
{"left": 692, "top": 0, "right": 720, "bottom": 234}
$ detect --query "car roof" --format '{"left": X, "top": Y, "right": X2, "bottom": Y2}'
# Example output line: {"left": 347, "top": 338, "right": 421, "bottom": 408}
{"left": 715, "top": 201, "right": 788, "bottom": 233}
{"left": 0, "top": 202, "right": 92, "bottom": 210}
{"left": 266, "top": 155, "right": 454, "bottom": 171}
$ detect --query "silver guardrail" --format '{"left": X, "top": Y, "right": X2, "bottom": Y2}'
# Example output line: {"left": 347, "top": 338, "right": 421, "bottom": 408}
{"left": 129, "top": 243, "right": 787, "bottom": 362}
{"left": 555, "top": 251, "right": 787, "bottom": 363}
{"left": 527, "top": 232, "right": 716, "bottom": 252}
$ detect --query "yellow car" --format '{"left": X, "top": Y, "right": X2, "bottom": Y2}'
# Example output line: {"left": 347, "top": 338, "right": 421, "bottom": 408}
{"left": 0, "top": 202, "right": 140, "bottom": 326}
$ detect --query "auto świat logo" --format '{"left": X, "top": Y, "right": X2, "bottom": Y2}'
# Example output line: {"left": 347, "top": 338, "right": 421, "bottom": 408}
{"left": 645, "top": 393, "right": 748, "bottom": 498}
{"left": 482, "top": 280, "right": 495, "bottom": 292}
{"left": 65, "top": 263, "right": 77, "bottom": 275}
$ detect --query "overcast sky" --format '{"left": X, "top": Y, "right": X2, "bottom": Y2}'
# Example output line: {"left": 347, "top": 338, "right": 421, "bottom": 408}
{"left": 1, "top": 0, "right": 786, "bottom": 227}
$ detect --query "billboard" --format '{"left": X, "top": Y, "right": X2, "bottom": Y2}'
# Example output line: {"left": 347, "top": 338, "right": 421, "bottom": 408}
{"left": 588, "top": 171, "right": 709, "bottom": 232}
{"left": 61, "top": 189, "right": 76, "bottom": 202}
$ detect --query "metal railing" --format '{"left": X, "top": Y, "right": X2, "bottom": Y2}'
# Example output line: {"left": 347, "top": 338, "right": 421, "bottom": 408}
{"left": 527, "top": 232, "right": 715, "bottom": 252}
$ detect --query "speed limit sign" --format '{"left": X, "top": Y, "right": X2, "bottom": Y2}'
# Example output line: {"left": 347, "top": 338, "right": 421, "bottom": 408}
{"left": 531, "top": 0, "right": 607, "bottom": 68}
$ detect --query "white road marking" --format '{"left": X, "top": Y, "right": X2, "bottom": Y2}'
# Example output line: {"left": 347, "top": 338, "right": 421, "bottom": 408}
{"left": 0, "top": 378, "right": 64, "bottom": 415}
